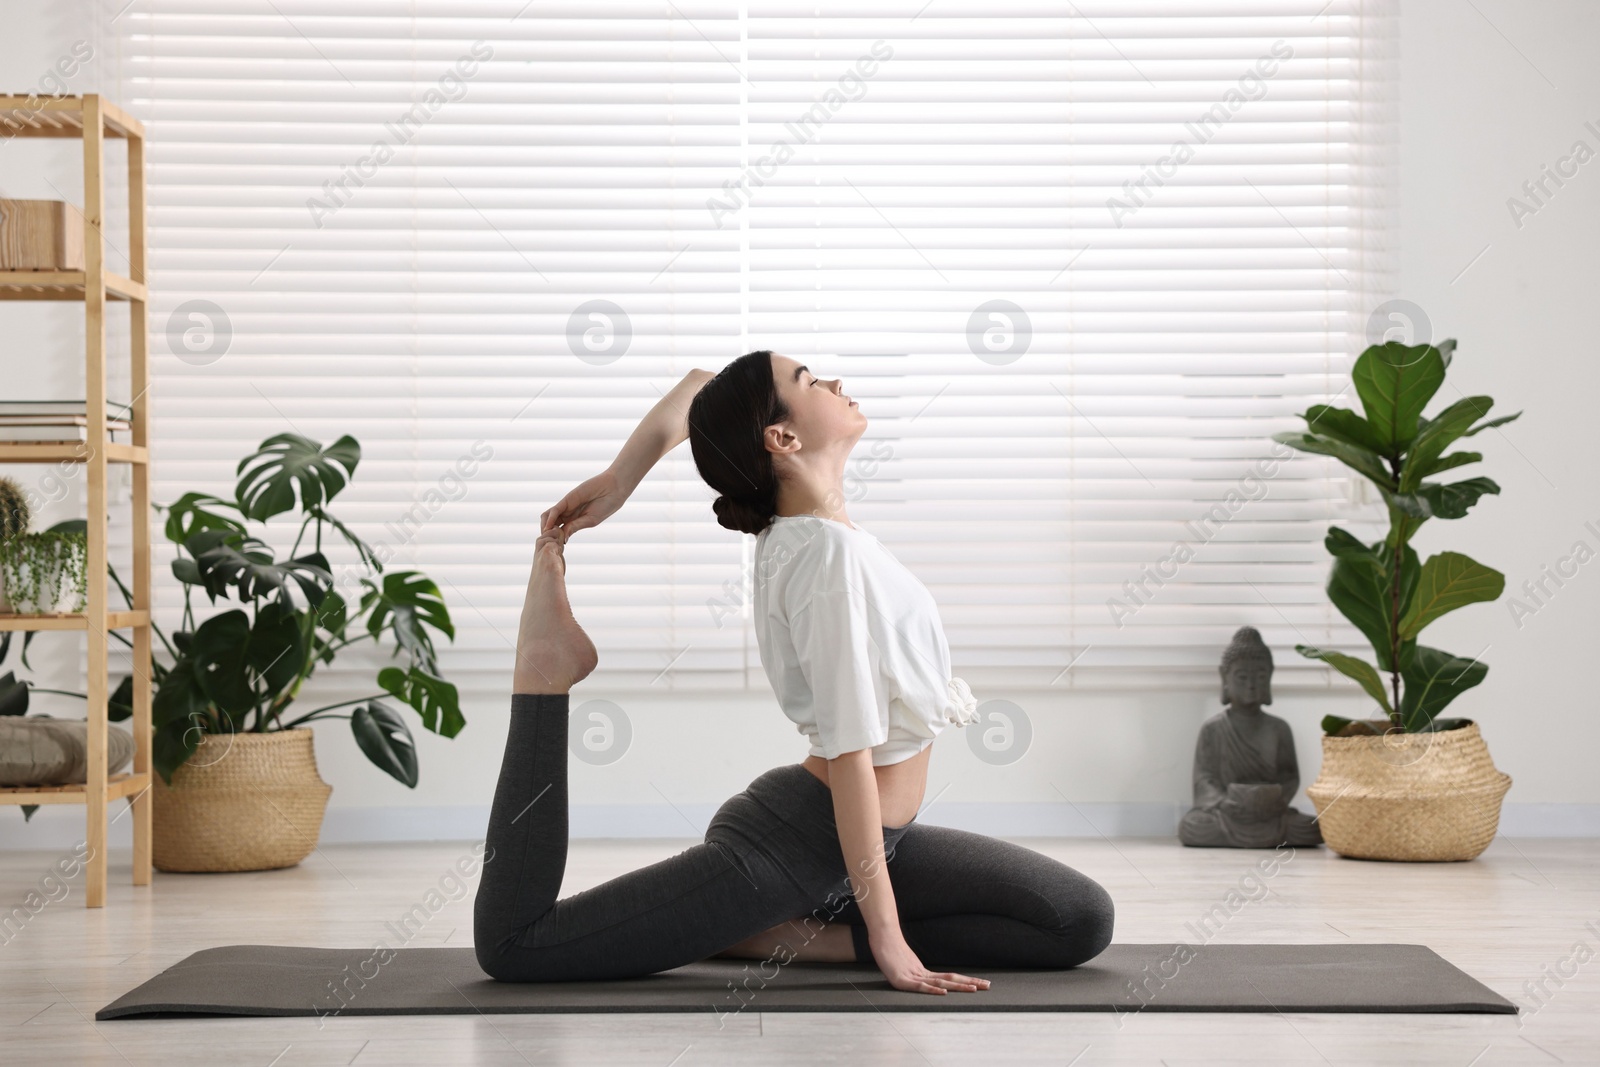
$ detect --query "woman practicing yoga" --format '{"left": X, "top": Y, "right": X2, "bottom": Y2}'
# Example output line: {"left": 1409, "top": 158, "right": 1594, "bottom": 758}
{"left": 473, "top": 351, "right": 1115, "bottom": 994}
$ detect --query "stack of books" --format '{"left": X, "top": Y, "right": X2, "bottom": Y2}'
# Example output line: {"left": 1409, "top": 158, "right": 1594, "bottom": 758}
{"left": 0, "top": 399, "right": 134, "bottom": 443}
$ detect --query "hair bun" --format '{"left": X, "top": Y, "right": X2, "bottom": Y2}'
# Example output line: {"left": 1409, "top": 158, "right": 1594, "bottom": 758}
{"left": 712, "top": 494, "right": 773, "bottom": 536}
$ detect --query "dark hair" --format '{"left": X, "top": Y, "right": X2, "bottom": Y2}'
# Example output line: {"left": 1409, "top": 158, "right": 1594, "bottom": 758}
{"left": 688, "top": 350, "right": 790, "bottom": 535}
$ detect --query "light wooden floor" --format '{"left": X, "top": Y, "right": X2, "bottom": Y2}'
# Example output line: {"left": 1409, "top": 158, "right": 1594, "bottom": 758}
{"left": 3, "top": 834, "right": 1596, "bottom": 1066}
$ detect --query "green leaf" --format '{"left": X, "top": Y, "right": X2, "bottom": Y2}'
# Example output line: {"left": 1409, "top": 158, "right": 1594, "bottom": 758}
{"left": 1352, "top": 342, "right": 1447, "bottom": 455}
{"left": 1321, "top": 714, "right": 1387, "bottom": 737}
{"left": 1461, "top": 411, "right": 1522, "bottom": 437}
{"left": 1412, "top": 716, "right": 1472, "bottom": 734}
{"left": 170, "top": 557, "right": 203, "bottom": 586}
{"left": 186, "top": 529, "right": 333, "bottom": 609}
{"left": 1417, "top": 451, "right": 1481, "bottom": 478}
{"left": 1300, "top": 405, "right": 1387, "bottom": 453}
{"left": 1321, "top": 713, "right": 1356, "bottom": 735}
{"left": 307, "top": 504, "right": 384, "bottom": 573}
{"left": 1397, "top": 551, "right": 1505, "bottom": 641}
{"left": 235, "top": 433, "right": 361, "bottom": 522}
{"left": 1296, "top": 644, "right": 1394, "bottom": 716}
{"left": 248, "top": 599, "right": 309, "bottom": 697}
{"left": 1270, "top": 431, "right": 1396, "bottom": 489}
{"left": 160, "top": 491, "right": 247, "bottom": 547}
{"left": 1319, "top": 529, "right": 1418, "bottom": 673}
{"left": 108, "top": 673, "right": 134, "bottom": 722}
{"left": 363, "top": 571, "right": 455, "bottom": 675}
{"left": 1399, "top": 645, "right": 1489, "bottom": 731}
{"left": 1389, "top": 476, "right": 1501, "bottom": 521}
{"left": 310, "top": 589, "right": 351, "bottom": 664}
{"left": 1324, "top": 716, "right": 1401, "bottom": 735}
{"left": 0, "top": 628, "right": 41, "bottom": 672}
{"left": 1324, "top": 525, "right": 1376, "bottom": 560}
{"left": 377, "top": 665, "right": 465, "bottom": 738}
{"left": 150, "top": 653, "right": 214, "bottom": 783}
{"left": 351, "top": 701, "right": 419, "bottom": 788}
{"left": 21, "top": 804, "right": 39, "bottom": 821}
{"left": 1325, "top": 545, "right": 1388, "bottom": 655}
{"left": 1400, "top": 395, "right": 1494, "bottom": 492}
{"left": 1389, "top": 546, "right": 1421, "bottom": 662}
{"left": 0, "top": 671, "right": 28, "bottom": 716}
{"left": 187, "top": 610, "right": 256, "bottom": 719}
{"left": 152, "top": 715, "right": 211, "bottom": 786}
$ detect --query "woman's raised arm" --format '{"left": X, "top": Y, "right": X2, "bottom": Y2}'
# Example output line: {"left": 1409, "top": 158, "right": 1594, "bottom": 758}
{"left": 541, "top": 368, "right": 715, "bottom": 537}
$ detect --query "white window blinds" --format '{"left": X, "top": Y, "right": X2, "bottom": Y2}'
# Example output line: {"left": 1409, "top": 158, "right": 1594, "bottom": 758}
{"left": 121, "top": 2, "right": 1394, "bottom": 697}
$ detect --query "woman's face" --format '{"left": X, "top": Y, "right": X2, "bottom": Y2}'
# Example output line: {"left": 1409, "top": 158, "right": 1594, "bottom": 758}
{"left": 768, "top": 353, "right": 867, "bottom": 452}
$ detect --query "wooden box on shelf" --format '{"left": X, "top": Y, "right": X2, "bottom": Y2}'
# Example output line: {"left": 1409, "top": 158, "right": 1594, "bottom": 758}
{"left": 0, "top": 199, "right": 85, "bottom": 270}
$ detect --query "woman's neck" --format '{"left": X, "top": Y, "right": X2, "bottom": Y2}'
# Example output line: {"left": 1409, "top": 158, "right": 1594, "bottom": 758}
{"left": 774, "top": 461, "right": 852, "bottom": 525}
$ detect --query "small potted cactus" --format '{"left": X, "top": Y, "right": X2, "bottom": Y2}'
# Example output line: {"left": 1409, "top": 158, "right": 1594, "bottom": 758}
{"left": 0, "top": 477, "right": 35, "bottom": 612}
{"left": 0, "top": 476, "right": 27, "bottom": 548}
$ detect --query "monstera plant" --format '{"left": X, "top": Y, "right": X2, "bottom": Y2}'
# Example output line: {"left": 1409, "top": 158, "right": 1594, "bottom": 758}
{"left": 0, "top": 432, "right": 464, "bottom": 791}
{"left": 1273, "top": 340, "right": 1521, "bottom": 737}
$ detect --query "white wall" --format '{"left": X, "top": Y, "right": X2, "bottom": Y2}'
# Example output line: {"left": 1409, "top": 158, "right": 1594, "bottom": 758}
{"left": 3, "top": 1, "right": 1595, "bottom": 850}
{"left": 1389, "top": 0, "right": 1600, "bottom": 820}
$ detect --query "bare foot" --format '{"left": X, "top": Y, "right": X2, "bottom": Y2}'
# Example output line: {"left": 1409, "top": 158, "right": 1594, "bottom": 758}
{"left": 512, "top": 528, "right": 599, "bottom": 695}
{"left": 713, "top": 919, "right": 857, "bottom": 963}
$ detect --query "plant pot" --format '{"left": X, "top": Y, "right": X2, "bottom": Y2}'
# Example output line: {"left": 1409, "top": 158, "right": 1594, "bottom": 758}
{"left": 0, "top": 532, "right": 88, "bottom": 614}
{"left": 1306, "top": 720, "right": 1511, "bottom": 862}
{"left": 152, "top": 727, "right": 334, "bottom": 873}
{"left": 0, "top": 577, "right": 83, "bottom": 614}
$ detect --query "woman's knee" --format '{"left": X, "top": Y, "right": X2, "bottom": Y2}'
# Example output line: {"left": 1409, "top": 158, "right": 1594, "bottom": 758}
{"left": 472, "top": 908, "right": 558, "bottom": 981}
{"left": 1057, "top": 873, "right": 1116, "bottom": 966}
{"left": 474, "top": 929, "right": 594, "bottom": 983}
{"left": 1024, "top": 866, "right": 1115, "bottom": 968}
{"left": 475, "top": 932, "right": 524, "bottom": 982}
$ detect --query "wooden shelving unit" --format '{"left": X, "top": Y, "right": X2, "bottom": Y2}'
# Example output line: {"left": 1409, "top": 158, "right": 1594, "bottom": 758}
{"left": 0, "top": 94, "right": 152, "bottom": 907}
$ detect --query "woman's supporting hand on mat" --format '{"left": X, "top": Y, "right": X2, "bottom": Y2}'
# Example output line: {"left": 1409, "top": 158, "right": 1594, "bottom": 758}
{"left": 868, "top": 926, "right": 990, "bottom": 995}
{"left": 512, "top": 528, "right": 599, "bottom": 696}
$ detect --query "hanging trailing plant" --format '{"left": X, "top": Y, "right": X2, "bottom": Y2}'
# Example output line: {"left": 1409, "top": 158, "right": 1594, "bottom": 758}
{"left": 0, "top": 529, "right": 88, "bottom": 614}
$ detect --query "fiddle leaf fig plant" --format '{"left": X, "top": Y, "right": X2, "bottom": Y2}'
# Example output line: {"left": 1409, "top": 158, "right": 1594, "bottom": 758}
{"left": 0, "top": 432, "right": 465, "bottom": 795}
{"left": 1273, "top": 340, "right": 1520, "bottom": 737}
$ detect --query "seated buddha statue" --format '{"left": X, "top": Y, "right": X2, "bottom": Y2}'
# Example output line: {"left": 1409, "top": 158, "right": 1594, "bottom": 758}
{"left": 1178, "top": 626, "right": 1323, "bottom": 849}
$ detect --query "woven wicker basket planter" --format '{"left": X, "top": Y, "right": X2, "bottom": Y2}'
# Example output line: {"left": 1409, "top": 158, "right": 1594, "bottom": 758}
{"left": 1306, "top": 720, "right": 1511, "bottom": 862}
{"left": 152, "top": 727, "right": 333, "bottom": 873}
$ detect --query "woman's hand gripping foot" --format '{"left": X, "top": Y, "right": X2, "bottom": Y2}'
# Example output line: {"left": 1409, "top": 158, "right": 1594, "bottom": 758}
{"left": 512, "top": 528, "right": 599, "bottom": 696}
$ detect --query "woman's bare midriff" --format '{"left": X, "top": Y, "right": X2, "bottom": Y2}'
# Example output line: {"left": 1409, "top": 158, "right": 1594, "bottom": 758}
{"left": 801, "top": 743, "right": 931, "bottom": 829}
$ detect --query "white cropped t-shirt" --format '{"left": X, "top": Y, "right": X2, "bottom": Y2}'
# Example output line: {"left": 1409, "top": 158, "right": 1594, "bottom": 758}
{"left": 751, "top": 514, "right": 980, "bottom": 766}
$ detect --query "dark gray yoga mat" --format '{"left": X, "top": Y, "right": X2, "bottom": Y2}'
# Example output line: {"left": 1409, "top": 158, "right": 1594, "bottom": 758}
{"left": 96, "top": 943, "right": 1516, "bottom": 1019}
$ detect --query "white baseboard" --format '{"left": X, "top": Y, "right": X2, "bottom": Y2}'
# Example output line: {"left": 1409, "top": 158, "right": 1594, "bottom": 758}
{"left": 313, "top": 801, "right": 1195, "bottom": 842}
{"left": 309, "top": 800, "right": 1600, "bottom": 842}
{"left": 2, "top": 801, "right": 1596, "bottom": 852}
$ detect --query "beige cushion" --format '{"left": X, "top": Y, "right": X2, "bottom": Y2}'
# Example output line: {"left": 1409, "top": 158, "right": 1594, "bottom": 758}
{"left": 0, "top": 715, "right": 136, "bottom": 786}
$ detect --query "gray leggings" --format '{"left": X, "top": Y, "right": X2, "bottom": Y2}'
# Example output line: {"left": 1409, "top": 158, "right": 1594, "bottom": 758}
{"left": 473, "top": 693, "right": 1115, "bottom": 982}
